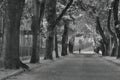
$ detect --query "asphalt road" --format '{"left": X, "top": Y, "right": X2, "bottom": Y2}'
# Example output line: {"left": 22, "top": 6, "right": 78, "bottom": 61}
{"left": 8, "top": 53, "right": 120, "bottom": 80}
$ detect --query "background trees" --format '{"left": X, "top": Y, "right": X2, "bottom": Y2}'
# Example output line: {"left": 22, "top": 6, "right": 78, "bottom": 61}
{"left": 79, "top": 0, "right": 120, "bottom": 59}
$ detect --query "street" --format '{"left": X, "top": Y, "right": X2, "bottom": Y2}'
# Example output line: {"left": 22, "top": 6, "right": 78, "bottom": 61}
{"left": 7, "top": 53, "right": 120, "bottom": 80}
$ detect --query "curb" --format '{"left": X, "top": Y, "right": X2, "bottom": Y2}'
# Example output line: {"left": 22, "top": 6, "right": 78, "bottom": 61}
{"left": 0, "top": 54, "right": 83, "bottom": 80}
{"left": 1, "top": 69, "right": 24, "bottom": 80}
{"left": 0, "top": 62, "right": 44, "bottom": 80}
{"left": 0, "top": 58, "right": 61, "bottom": 80}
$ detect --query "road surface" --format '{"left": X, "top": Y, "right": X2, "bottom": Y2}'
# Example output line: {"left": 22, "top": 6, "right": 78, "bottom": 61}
{"left": 8, "top": 53, "right": 120, "bottom": 80}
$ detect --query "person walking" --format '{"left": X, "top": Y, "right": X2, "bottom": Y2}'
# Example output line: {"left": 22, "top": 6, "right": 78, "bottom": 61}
{"left": 79, "top": 39, "right": 82, "bottom": 54}
{"left": 79, "top": 48, "right": 81, "bottom": 54}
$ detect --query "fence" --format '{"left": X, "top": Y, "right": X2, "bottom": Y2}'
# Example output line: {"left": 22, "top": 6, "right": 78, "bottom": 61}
{"left": 0, "top": 31, "right": 46, "bottom": 61}
{"left": 19, "top": 32, "right": 46, "bottom": 60}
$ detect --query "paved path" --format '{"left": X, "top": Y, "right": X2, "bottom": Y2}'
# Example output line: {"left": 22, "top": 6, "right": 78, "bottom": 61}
{"left": 7, "top": 54, "right": 120, "bottom": 80}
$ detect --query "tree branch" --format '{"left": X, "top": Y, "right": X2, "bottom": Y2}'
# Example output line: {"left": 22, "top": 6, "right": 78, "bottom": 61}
{"left": 96, "top": 16, "right": 107, "bottom": 44}
{"left": 107, "top": 9, "right": 115, "bottom": 37}
{"left": 78, "top": 0, "right": 97, "bottom": 13}
{"left": 52, "top": 0, "right": 73, "bottom": 29}
{"left": 69, "top": 14, "right": 76, "bottom": 24}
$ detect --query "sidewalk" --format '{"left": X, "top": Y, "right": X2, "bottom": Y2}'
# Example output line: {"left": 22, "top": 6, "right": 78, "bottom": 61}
{"left": 92, "top": 52, "right": 120, "bottom": 66}
{"left": 0, "top": 57, "right": 57, "bottom": 80}
{"left": 102, "top": 56, "right": 120, "bottom": 66}
{"left": 75, "top": 50, "right": 120, "bottom": 67}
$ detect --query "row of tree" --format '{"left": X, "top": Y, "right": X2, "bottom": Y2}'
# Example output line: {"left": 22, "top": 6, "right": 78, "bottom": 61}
{"left": 96, "top": 0, "right": 120, "bottom": 58}
{"left": 0, "top": 0, "right": 75, "bottom": 69}
{"left": 1, "top": 0, "right": 119, "bottom": 70}
{"left": 78, "top": 0, "right": 120, "bottom": 58}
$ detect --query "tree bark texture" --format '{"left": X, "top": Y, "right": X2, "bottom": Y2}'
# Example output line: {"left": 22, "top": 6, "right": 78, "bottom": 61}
{"left": 96, "top": 16, "right": 108, "bottom": 56}
{"left": 61, "top": 21, "right": 69, "bottom": 56}
{"left": 1, "top": 0, "right": 29, "bottom": 69}
{"left": 30, "top": 0, "right": 40, "bottom": 63}
{"left": 44, "top": 0, "right": 56, "bottom": 60}
{"left": 107, "top": 9, "right": 118, "bottom": 56}
{"left": 52, "top": 0, "right": 73, "bottom": 29}
{"left": 111, "top": 37, "right": 118, "bottom": 56}
{"left": 112, "top": 0, "right": 120, "bottom": 58}
{"left": 39, "top": 0, "right": 46, "bottom": 24}
{"left": 69, "top": 36, "right": 75, "bottom": 53}
{"left": 105, "top": 40, "right": 111, "bottom": 56}
{"left": 107, "top": 9, "right": 112, "bottom": 56}
{"left": 55, "top": 33, "right": 59, "bottom": 58}
{"left": 99, "top": 40, "right": 106, "bottom": 56}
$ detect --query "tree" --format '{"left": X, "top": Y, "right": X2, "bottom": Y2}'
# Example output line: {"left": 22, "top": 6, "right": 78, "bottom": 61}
{"left": 30, "top": 0, "right": 40, "bottom": 63}
{"left": 69, "top": 36, "right": 75, "bottom": 53}
{"left": 30, "top": 0, "right": 46, "bottom": 63}
{"left": 106, "top": 6, "right": 117, "bottom": 56}
{"left": 61, "top": 19, "right": 69, "bottom": 56}
{"left": 77, "top": 0, "right": 114, "bottom": 56}
{"left": 1, "top": 0, "right": 29, "bottom": 69}
{"left": 95, "top": 16, "right": 108, "bottom": 56}
{"left": 55, "top": 31, "right": 59, "bottom": 58}
{"left": 112, "top": 0, "right": 120, "bottom": 58}
{"left": 44, "top": 0, "right": 56, "bottom": 60}
{"left": 44, "top": 0, "right": 73, "bottom": 59}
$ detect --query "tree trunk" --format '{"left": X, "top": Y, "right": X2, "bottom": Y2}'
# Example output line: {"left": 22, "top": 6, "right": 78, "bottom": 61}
{"left": 105, "top": 40, "right": 110, "bottom": 56}
{"left": 111, "top": 38, "right": 118, "bottom": 56}
{"left": 30, "top": 0, "right": 40, "bottom": 63}
{"left": 1, "top": 0, "right": 29, "bottom": 69}
{"left": 30, "top": 18, "right": 39, "bottom": 63}
{"left": 96, "top": 16, "right": 108, "bottom": 56}
{"left": 61, "top": 21, "right": 69, "bottom": 56}
{"left": 44, "top": 32, "right": 54, "bottom": 59}
{"left": 117, "top": 39, "right": 120, "bottom": 58}
{"left": 112, "top": 0, "right": 120, "bottom": 58}
{"left": 55, "top": 33, "right": 59, "bottom": 58}
{"left": 44, "top": 0, "right": 56, "bottom": 60}
{"left": 107, "top": 9, "right": 113, "bottom": 56}
{"left": 69, "top": 36, "right": 75, "bottom": 53}
{"left": 109, "top": 37, "right": 113, "bottom": 55}
{"left": 107, "top": 8, "right": 118, "bottom": 56}
{"left": 39, "top": 0, "right": 46, "bottom": 23}
{"left": 99, "top": 40, "right": 106, "bottom": 56}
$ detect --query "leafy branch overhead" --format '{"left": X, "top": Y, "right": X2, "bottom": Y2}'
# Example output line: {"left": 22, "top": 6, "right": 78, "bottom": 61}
{"left": 52, "top": 0, "right": 73, "bottom": 29}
